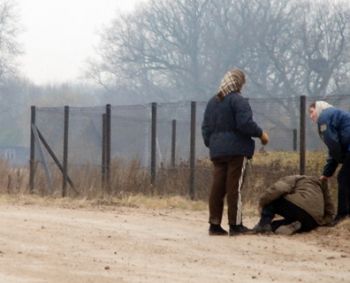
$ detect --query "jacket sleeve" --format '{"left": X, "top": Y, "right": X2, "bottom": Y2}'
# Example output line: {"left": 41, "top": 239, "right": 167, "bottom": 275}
{"left": 318, "top": 109, "right": 346, "bottom": 163}
{"left": 233, "top": 97, "right": 263, "bottom": 138}
{"left": 320, "top": 181, "right": 335, "bottom": 225}
{"left": 201, "top": 102, "right": 212, "bottom": 147}
{"left": 259, "top": 175, "right": 302, "bottom": 209}
{"left": 322, "top": 154, "right": 339, "bottom": 177}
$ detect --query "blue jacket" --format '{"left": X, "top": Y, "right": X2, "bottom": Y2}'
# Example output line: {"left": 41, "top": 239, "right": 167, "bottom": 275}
{"left": 201, "top": 92, "right": 262, "bottom": 159}
{"left": 318, "top": 107, "right": 350, "bottom": 176}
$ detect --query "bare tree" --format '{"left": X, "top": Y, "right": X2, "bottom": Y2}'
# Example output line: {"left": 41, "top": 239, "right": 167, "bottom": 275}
{"left": 0, "top": 0, "right": 23, "bottom": 145}
{"left": 203, "top": 0, "right": 350, "bottom": 132}
{"left": 88, "top": 0, "right": 350, "bottom": 105}
{"left": 0, "top": 0, "right": 21, "bottom": 81}
{"left": 88, "top": 0, "right": 212, "bottom": 101}
{"left": 300, "top": 1, "right": 350, "bottom": 98}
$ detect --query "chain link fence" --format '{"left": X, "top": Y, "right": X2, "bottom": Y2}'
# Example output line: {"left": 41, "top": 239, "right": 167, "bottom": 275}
{"left": 29, "top": 94, "right": 350, "bottom": 199}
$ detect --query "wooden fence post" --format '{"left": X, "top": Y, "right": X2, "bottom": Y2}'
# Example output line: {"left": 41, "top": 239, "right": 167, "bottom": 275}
{"left": 105, "top": 104, "right": 111, "bottom": 193}
{"left": 293, "top": 128, "right": 297, "bottom": 152}
{"left": 101, "top": 113, "right": 106, "bottom": 189}
{"left": 299, "top": 96, "right": 306, "bottom": 175}
{"left": 29, "top": 106, "right": 36, "bottom": 193}
{"left": 62, "top": 105, "right": 69, "bottom": 197}
{"left": 151, "top": 103, "right": 157, "bottom": 186}
{"left": 171, "top": 119, "right": 176, "bottom": 168}
{"left": 189, "top": 101, "right": 196, "bottom": 200}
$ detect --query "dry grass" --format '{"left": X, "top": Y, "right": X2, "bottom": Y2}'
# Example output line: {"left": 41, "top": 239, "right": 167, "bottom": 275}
{"left": 0, "top": 193, "right": 206, "bottom": 211}
{"left": 244, "top": 151, "right": 338, "bottom": 203}
{"left": 0, "top": 150, "right": 337, "bottom": 208}
{"left": 0, "top": 160, "right": 27, "bottom": 194}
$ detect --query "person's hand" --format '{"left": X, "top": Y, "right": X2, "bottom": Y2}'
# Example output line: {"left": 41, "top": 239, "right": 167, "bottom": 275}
{"left": 260, "top": 132, "right": 269, "bottom": 145}
{"left": 320, "top": 175, "right": 329, "bottom": 181}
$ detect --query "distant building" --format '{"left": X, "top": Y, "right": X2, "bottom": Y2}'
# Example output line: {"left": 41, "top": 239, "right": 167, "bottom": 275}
{"left": 0, "top": 146, "right": 29, "bottom": 167}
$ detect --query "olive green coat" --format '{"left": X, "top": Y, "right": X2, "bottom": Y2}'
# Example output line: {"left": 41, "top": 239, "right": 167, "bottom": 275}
{"left": 259, "top": 175, "right": 335, "bottom": 225}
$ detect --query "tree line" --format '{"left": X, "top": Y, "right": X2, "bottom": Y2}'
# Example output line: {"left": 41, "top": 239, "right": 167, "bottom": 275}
{"left": 1, "top": 0, "right": 350, "bottom": 146}
{"left": 89, "top": 0, "right": 350, "bottom": 103}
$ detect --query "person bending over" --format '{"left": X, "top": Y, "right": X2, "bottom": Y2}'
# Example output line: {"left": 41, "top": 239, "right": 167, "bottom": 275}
{"left": 253, "top": 175, "right": 334, "bottom": 235}
{"left": 309, "top": 101, "right": 350, "bottom": 223}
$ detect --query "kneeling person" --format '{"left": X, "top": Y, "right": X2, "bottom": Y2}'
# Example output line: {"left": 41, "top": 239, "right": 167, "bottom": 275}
{"left": 253, "top": 175, "right": 335, "bottom": 235}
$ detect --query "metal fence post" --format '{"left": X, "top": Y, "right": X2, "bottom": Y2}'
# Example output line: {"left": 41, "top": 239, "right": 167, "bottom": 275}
{"left": 106, "top": 104, "right": 111, "bottom": 193}
{"left": 62, "top": 105, "right": 69, "bottom": 197}
{"left": 189, "top": 101, "right": 196, "bottom": 200}
{"left": 299, "top": 96, "right": 306, "bottom": 175}
{"left": 29, "top": 106, "right": 36, "bottom": 193}
{"left": 293, "top": 128, "right": 297, "bottom": 152}
{"left": 171, "top": 119, "right": 176, "bottom": 168}
{"left": 151, "top": 103, "right": 157, "bottom": 186}
{"left": 101, "top": 113, "right": 107, "bottom": 189}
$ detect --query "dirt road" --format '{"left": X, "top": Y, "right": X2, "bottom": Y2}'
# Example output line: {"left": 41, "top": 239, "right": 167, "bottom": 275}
{"left": 0, "top": 203, "right": 349, "bottom": 283}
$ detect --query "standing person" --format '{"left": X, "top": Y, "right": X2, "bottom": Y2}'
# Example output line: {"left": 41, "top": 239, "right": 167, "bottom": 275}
{"left": 252, "top": 175, "right": 335, "bottom": 235}
{"left": 202, "top": 68, "right": 269, "bottom": 236}
{"left": 309, "top": 101, "right": 350, "bottom": 223}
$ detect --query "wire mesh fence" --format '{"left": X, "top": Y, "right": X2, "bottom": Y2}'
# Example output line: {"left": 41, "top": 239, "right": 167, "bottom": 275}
{"left": 29, "top": 94, "right": 350, "bottom": 199}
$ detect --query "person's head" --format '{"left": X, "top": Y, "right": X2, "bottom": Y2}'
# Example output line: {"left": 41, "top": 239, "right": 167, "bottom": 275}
{"left": 217, "top": 68, "right": 246, "bottom": 101}
{"left": 308, "top": 101, "right": 333, "bottom": 123}
{"left": 309, "top": 102, "right": 317, "bottom": 123}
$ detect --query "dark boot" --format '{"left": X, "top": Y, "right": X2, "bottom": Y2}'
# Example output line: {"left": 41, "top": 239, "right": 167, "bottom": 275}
{"left": 331, "top": 214, "right": 348, "bottom": 226}
{"left": 229, "top": 224, "right": 250, "bottom": 236}
{"left": 209, "top": 224, "right": 228, "bottom": 236}
{"left": 252, "top": 222, "right": 272, "bottom": 234}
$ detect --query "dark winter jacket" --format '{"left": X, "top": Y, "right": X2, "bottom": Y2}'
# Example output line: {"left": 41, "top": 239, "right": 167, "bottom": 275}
{"left": 259, "top": 175, "right": 335, "bottom": 225}
{"left": 318, "top": 108, "right": 350, "bottom": 176}
{"left": 201, "top": 92, "right": 262, "bottom": 159}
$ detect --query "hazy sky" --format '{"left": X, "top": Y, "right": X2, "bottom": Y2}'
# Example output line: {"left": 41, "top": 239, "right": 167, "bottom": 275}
{"left": 17, "top": 0, "right": 146, "bottom": 85}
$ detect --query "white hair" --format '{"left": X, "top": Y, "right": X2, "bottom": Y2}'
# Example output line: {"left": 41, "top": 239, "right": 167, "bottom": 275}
{"left": 315, "top": 101, "right": 334, "bottom": 120}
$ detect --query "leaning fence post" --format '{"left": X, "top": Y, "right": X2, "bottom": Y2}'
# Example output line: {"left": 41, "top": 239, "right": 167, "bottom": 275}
{"left": 171, "top": 119, "right": 176, "bottom": 168}
{"left": 29, "top": 106, "right": 36, "bottom": 193}
{"left": 36, "top": 127, "right": 77, "bottom": 194}
{"left": 299, "top": 96, "right": 306, "bottom": 175}
{"left": 189, "top": 101, "right": 196, "bottom": 200}
{"left": 105, "top": 104, "right": 111, "bottom": 193}
{"left": 62, "top": 105, "right": 69, "bottom": 197}
{"left": 151, "top": 103, "right": 157, "bottom": 186}
{"left": 293, "top": 128, "right": 297, "bottom": 152}
{"left": 32, "top": 124, "right": 52, "bottom": 194}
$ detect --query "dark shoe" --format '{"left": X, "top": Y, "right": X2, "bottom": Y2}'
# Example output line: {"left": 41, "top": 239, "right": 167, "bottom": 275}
{"left": 331, "top": 215, "right": 347, "bottom": 226}
{"left": 252, "top": 223, "right": 272, "bottom": 234}
{"left": 209, "top": 224, "right": 228, "bottom": 236}
{"left": 275, "top": 221, "right": 301, "bottom": 235}
{"left": 229, "top": 224, "right": 250, "bottom": 236}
